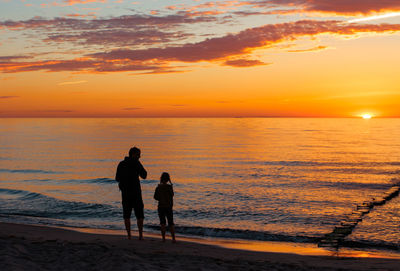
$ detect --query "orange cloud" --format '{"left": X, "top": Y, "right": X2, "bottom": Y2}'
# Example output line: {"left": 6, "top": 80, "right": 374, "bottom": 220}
{"left": 0, "top": 96, "right": 20, "bottom": 99}
{"left": 257, "top": 0, "right": 400, "bottom": 15}
{"left": 63, "top": 0, "right": 107, "bottom": 6}
{"left": 223, "top": 59, "right": 268, "bottom": 67}
{"left": 58, "top": 80, "right": 87, "bottom": 85}
{"left": 2, "top": 20, "right": 400, "bottom": 73}
{"left": 287, "top": 45, "right": 328, "bottom": 52}
{"left": 123, "top": 107, "right": 144, "bottom": 110}
{"left": 91, "top": 20, "right": 400, "bottom": 63}
{"left": 65, "top": 13, "right": 97, "bottom": 19}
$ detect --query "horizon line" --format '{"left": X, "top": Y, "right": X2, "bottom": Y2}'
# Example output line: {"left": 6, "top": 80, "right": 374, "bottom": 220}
{"left": 1, "top": 116, "right": 399, "bottom": 119}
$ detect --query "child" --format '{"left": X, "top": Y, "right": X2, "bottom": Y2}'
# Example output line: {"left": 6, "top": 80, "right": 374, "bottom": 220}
{"left": 154, "top": 172, "right": 176, "bottom": 243}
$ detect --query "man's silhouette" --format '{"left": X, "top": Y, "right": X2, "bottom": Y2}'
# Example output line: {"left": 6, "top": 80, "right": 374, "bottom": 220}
{"left": 116, "top": 147, "right": 147, "bottom": 239}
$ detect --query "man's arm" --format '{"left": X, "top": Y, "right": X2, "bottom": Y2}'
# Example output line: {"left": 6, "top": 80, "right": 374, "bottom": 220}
{"left": 138, "top": 161, "right": 147, "bottom": 179}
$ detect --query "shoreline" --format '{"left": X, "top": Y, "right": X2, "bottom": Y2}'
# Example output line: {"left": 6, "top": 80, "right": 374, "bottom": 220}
{"left": 65, "top": 224, "right": 400, "bottom": 259}
{"left": 1, "top": 222, "right": 399, "bottom": 270}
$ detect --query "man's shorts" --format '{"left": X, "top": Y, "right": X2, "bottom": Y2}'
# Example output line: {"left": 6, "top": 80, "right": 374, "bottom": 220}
{"left": 158, "top": 207, "right": 174, "bottom": 226}
{"left": 121, "top": 192, "right": 144, "bottom": 219}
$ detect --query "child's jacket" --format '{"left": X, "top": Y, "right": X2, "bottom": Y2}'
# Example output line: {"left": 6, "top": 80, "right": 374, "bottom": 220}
{"left": 154, "top": 184, "right": 174, "bottom": 208}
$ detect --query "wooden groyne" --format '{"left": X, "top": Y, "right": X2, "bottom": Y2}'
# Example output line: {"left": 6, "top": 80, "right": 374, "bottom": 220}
{"left": 318, "top": 178, "right": 400, "bottom": 250}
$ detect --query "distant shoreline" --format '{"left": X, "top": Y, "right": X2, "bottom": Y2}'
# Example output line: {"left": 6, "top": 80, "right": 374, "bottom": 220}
{"left": 1, "top": 222, "right": 399, "bottom": 270}
{"left": 1, "top": 117, "right": 400, "bottom": 119}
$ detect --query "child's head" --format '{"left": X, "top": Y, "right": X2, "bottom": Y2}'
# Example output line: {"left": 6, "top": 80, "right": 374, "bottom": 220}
{"left": 160, "top": 172, "right": 170, "bottom": 184}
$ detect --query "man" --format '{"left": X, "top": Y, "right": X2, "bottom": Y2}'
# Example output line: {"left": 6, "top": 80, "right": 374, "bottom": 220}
{"left": 115, "top": 147, "right": 147, "bottom": 240}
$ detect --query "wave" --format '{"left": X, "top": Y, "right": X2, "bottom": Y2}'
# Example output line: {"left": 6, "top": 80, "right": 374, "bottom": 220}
{"left": 0, "top": 187, "right": 398, "bottom": 252}
{"left": 308, "top": 181, "right": 390, "bottom": 190}
{"left": 17, "top": 178, "right": 116, "bottom": 185}
{"left": 342, "top": 240, "right": 400, "bottom": 251}
{"left": 223, "top": 160, "right": 400, "bottom": 177}
{"left": 0, "top": 188, "right": 119, "bottom": 219}
{"left": 238, "top": 160, "right": 400, "bottom": 167}
{"left": 147, "top": 224, "right": 317, "bottom": 243}
{"left": 145, "top": 224, "right": 399, "bottom": 251}
{"left": 0, "top": 168, "right": 63, "bottom": 174}
{"left": 18, "top": 177, "right": 159, "bottom": 186}
{"left": 73, "top": 178, "right": 116, "bottom": 184}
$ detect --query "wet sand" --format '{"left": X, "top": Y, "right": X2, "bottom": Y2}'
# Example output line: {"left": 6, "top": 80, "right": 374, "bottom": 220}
{"left": 1, "top": 222, "right": 399, "bottom": 270}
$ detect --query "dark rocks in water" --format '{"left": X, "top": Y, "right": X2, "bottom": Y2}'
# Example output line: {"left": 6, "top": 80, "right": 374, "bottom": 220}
{"left": 318, "top": 181, "right": 400, "bottom": 250}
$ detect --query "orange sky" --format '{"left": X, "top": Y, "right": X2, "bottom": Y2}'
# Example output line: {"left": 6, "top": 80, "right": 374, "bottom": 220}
{"left": 1, "top": 1, "right": 400, "bottom": 117}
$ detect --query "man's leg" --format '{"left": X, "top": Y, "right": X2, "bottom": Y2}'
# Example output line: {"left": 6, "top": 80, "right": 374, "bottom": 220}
{"left": 122, "top": 198, "right": 132, "bottom": 240}
{"left": 170, "top": 224, "right": 176, "bottom": 243}
{"left": 133, "top": 200, "right": 144, "bottom": 240}
{"left": 160, "top": 224, "right": 166, "bottom": 242}
{"left": 137, "top": 218, "right": 144, "bottom": 240}
{"left": 124, "top": 218, "right": 131, "bottom": 239}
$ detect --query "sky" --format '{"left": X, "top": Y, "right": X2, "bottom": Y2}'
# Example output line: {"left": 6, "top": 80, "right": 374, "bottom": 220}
{"left": 1, "top": 0, "right": 400, "bottom": 117}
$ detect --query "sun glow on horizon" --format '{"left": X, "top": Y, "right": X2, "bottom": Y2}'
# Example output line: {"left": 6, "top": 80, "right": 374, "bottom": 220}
{"left": 361, "top": 114, "right": 373, "bottom": 119}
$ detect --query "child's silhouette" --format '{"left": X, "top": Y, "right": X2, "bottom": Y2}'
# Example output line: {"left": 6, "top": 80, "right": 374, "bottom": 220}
{"left": 154, "top": 172, "right": 176, "bottom": 243}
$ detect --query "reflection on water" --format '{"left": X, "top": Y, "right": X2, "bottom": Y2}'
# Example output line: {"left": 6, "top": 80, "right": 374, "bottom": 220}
{"left": 0, "top": 118, "right": 399, "bottom": 251}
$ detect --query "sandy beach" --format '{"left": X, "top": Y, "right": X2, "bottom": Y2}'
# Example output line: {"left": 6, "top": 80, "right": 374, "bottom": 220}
{"left": 1, "top": 222, "right": 399, "bottom": 271}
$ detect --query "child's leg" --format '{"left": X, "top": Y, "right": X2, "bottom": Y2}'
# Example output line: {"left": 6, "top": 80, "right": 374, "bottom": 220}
{"left": 158, "top": 207, "right": 167, "bottom": 242}
{"left": 166, "top": 208, "right": 176, "bottom": 243}
{"left": 160, "top": 224, "right": 166, "bottom": 242}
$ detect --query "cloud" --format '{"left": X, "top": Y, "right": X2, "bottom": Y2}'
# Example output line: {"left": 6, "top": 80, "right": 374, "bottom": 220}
{"left": 91, "top": 20, "right": 400, "bottom": 63}
{"left": 223, "top": 59, "right": 269, "bottom": 67}
{"left": 35, "top": 109, "right": 74, "bottom": 112}
{"left": 0, "top": 14, "right": 217, "bottom": 32}
{"left": 65, "top": 13, "right": 97, "bottom": 19}
{"left": 138, "top": 69, "right": 187, "bottom": 75}
{"left": 162, "top": 1, "right": 400, "bottom": 18}
{"left": 45, "top": 29, "right": 191, "bottom": 47}
{"left": 0, "top": 56, "right": 31, "bottom": 61}
{"left": 256, "top": 0, "right": 400, "bottom": 15}
{"left": 123, "top": 107, "right": 143, "bottom": 110}
{"left": 165, "top": 1, "right": 252, "bottom": 18}
{"left": 1, "top": 20, "right": 400, "bottom": 73}
{"left": 0, "top": 96, "right": 20, "bottom": 99}
{"left": 315, "top": 91, "right": 400, "bottom": 100}
{"left": 63, "top": 0, "right": 107, "bottom": 6}
{"left": 348, "top": 12, "right": 400, "bottom": 23}
{"left": 0, "top": 14, "right": 215, "bottom": 48}
{"left": 0, "top": 59, "right": 99, "bottom": 73}
{"left": 58, "top": 80, "right": 87, "bottom": 85}
{"left": 0, "top": 58, "right": 169, "bottom": 73}
{"left": 1, "top": 76, "right": 16, "bottom": 81}
{"left": 287, "top": 45, "right": 328, "bottom": 52}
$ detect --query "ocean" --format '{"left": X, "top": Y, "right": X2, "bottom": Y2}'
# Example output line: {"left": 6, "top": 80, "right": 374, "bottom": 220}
{"left": 0, "top": 118, "right": 399, "bottom": 254}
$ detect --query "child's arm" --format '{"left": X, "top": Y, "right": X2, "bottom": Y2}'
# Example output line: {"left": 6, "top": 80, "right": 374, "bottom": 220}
{"left": 154, "top": 186, "right": 159, "bottom": 201}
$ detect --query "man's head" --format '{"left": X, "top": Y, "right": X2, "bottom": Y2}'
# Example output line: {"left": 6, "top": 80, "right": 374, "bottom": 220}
{"left": 129, "top": 147, "right": 141, "bottom": 159}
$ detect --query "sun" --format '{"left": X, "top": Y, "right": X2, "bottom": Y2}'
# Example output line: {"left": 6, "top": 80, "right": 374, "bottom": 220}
{"left": 361, "top": 114, "right": 372, "bottom": 119}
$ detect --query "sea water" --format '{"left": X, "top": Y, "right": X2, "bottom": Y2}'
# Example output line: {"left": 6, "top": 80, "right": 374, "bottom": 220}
{"left": 0, "top": 118, "right": 399, "bottom": 253}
